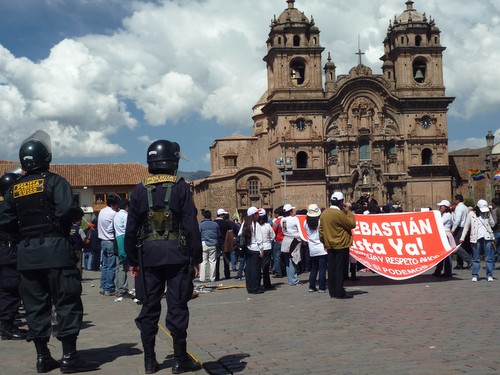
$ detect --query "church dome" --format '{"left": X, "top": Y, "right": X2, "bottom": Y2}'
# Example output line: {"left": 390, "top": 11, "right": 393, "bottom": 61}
{"left": 395, "top": 1, "right": 425, "bottom": 24}
{"left": 276, "top": 0, "right": 310, "bottom": 25}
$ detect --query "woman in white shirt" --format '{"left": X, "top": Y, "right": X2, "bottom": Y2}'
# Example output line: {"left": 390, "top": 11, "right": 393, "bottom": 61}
{"left": 460, "top": 199, "right": 495, "bottom": 282}
{"left": 280, "top": 203, "right": 302, "bottom": 286}
{"left": 304, "top": 204, "right": 327, "bottom": 292}
{"left": 258, "top": 209, "right": 275, "bottom": 290}
{"left": 238, "top": 207, "right": 264, "bottom": 294}
{"left": 432, "top": 200, "right": 455, "bottom": 278}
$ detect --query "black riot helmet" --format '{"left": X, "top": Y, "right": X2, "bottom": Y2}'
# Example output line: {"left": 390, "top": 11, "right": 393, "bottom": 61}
{"left": 0, "top": 171, "right": 21, "bottom": 197}
{"left": 147, "top": 140, "right": 183, "bottom": 174}
{"left": 19, "top": 130, "right": 52, "bottom": 172}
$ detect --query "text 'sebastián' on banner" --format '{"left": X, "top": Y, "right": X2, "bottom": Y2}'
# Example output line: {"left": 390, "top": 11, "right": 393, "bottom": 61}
{"left": 350, "top": 211, "right": 457, "bottom": 280}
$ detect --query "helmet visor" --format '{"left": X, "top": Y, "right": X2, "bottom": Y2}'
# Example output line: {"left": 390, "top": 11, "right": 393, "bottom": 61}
{"left": 22, "top": 130, "right": 52, "bottom": 155}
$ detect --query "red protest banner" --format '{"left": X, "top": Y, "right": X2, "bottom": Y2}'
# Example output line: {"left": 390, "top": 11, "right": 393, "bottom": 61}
{"left": 349, "top": 211, "right": 457, "bottom": 280}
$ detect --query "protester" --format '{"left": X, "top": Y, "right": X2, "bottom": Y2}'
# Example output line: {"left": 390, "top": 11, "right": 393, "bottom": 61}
{"left": 214, "top": 208, "right": 232, "bottom": 280}
{"left": 459, "top": 199, "right": 495, "bottom": 282}
{"left": 319, "top": 192, "right": 356, "bottom": 299}
{"left": 280, "top": 204, "right": 302, "bottom": 286}
{"left": 258, "top": 208, "right": 275, "bottom": 290}
{"left": 432, "top": 200, "right": 454, "bottom": 278}
{"left": 83, "top": 222, "right": 96, "bottom": 271}
{"left": 113, "top": 198, "right": 130, "bottom": 302}
{"left": 97, "top": 194, "right": 121, "bottom": 296}
{"left": 70, "top": 218, "right": 90, "bottom": 275}
{"left": 271, "top": 207, "right": 284, "bottom": 278}
{"left": 305, "top": 204, "right": 327, "bottom": 293}
{"left": 238, "top": 207, "right": 264, "bottom": 294}
{"left": 198, "top": 210, "right": 220, "bottom": 283}
{"left": 451, "top": 194, "right": 472, "bottom": 269}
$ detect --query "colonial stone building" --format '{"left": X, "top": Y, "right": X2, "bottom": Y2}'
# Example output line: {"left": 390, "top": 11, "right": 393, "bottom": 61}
{"left": 194, "top": 0, "right": 456, "bottom": 215}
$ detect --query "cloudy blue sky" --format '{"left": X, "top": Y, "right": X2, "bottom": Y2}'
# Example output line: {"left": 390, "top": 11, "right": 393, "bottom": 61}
{"left": 0, "top": 0, "right": 499, "bottom": 172}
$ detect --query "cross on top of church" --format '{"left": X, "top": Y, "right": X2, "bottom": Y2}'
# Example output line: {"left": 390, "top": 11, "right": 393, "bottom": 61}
{"left": 355, "top": 35, "right": 365, "bottom": 66}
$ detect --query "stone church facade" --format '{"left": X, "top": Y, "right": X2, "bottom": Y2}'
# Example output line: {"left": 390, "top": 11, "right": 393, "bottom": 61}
{"left": 193, "top": 0, "right": 455, "bottom": 216}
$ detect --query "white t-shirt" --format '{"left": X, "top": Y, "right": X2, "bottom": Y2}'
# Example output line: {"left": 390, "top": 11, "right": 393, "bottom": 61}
{"left": 281, "top": 215, "right": 300, "bottom": 238}
{"left": 304, "top": 221, "right": 327, "bottom": 257}
{"left": 98, "top": 206, "right": 117, "bottom": 241}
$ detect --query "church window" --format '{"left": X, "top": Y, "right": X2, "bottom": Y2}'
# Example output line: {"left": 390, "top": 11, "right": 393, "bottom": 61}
{"left": 278, "top": 37, "right": 282, "bottom": 45}
{"left": 290, "top": 59, "right": 305, "bottom": 85}
{"left": 297, "top": 151, "right": 308, "bottom": 168}
{"left": 225, "top": 156, "right": 237, "bottom": 167}
{"left": 312, "top": 37, "right": 317, "bottom": 45}
{"left": 248, "top": 179, "right": 259, "bottom": 195}
{"left": 293, "top": 35, "right": 300, "bottom": 46}
{"left": 422, "top": 148, "right": 433, "bottom": 165}
{"left": 415, "top": 35, "right": 422, "bottom": 46}
{"left": 359, "top": 139, "right": 371, "bottom": 161}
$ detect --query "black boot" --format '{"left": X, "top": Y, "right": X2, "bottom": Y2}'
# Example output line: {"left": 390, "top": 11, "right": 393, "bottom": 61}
{"left": 60, "top": 336, "right": 99, "bottom": 373}
{"left": 1, "top": 321, "right": 28, "bottom": 340}
{"left": 172, "top": 342, "right": 202, "bottom": 374}
{"left": 34, "top": 340, "right": 60, "bottom": 373}
{"left": 350, "top": 263, "right": 360, "bottom": 281}
{"left": 143, "top": 339, "right": 159, "bottom": 374}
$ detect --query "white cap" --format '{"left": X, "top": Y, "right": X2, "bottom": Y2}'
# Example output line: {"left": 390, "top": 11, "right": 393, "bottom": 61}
{"left": 437, "top": 200, "right": 450, "bottom": 207}
{"left": 307, "top": 204, "right": 321, "bottom": 217}
{"left": 247, "top": 206, "right": 258, "bottom": 216}
{"left": 258, "top": 208, "right": 266, "bottom": 216}
{"left": 283, "top": 203, "right": 295, "bottom": 212}
{"left": 217, "top": 208, "right": 228, "bottom": 216}
{"left": 331, "top": 191, "right": 344, "bottom": 201}
{"left": 477, "top": 199, "right": 490, "bottom": 212}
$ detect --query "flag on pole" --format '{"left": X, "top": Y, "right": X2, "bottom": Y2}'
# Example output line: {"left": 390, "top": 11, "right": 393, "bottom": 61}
{"left": 495, "top": 171, "right": 500, "bottom": 180}
{"left": 469, "top": 169, "right": 485, "bottom": 181}
{"left": 232, "top": 208, "right": 240, "bottom": 223}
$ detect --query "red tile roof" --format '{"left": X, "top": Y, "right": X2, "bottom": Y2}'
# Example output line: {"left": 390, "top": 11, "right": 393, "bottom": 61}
{"left": 0, "top": 160, "right": 150, "bottom": 187}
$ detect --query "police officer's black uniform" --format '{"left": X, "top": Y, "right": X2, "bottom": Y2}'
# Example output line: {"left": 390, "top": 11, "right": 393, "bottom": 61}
{"left": 0, "top": 130, "right": 98, "bottom": 373}
{"left": 0, "top": 171, "right": 27, "bottom": 341}
{"left": 125, "top": 140, "right": 202, "bottom": 374}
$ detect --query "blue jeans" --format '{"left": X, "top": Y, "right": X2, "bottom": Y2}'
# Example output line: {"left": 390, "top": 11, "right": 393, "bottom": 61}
{"left": 494, "top": 232, "right": 500, "bottom": 262}
{"left": 472, "top": 238, "right": 494, "bottom": 278}
{"left": 83, "top": 251, "right": 93, "bottom": 270}
{"left": 272, "top": 241, "right": 282, "bottom": 276}
{"left": 100, "top": 240, "right": 116, "bottom": 293}
{"left": 283, "top": 252, "right": 299, "bottom": 285}
{"left": 236, "top": 250, "right": 246, "bottom": 278}
{"left": 309, "top": 255, "right": 327, "bottom": 291}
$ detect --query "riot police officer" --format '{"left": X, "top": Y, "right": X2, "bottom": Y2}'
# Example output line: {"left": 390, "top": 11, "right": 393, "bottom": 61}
{"left": 0, "top": 130, "right": 99, "bottom": 373}
{"left": 0, "top": 170, "right": 27, "bottom": 341}
{"left": 125, "top": 140, "right": 202, "bottom": 374}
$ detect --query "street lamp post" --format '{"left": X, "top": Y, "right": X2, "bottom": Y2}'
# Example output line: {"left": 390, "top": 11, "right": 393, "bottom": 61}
{"left": 275, "top": 155, "right": 292, "bottom": 206}
{"left": 486, "top": 130, "right": 495, "bottom": 200}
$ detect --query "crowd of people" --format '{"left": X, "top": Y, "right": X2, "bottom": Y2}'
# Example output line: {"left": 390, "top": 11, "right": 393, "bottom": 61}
{"left": 196, "top": 191, "right": 358, "bottom": 299}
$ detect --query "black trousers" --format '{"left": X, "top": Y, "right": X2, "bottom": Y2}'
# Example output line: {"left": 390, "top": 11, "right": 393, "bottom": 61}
{"left": 135, "top": 264, "right": 193, "bottom": 346}
{"left": 0, "top": 263, "right": 22, "bottom": 323}
{"left": 245, "top": 250, "right": 262, "bottom": 293}
{"left": 19, "top": 267, "right": 83, "bottom": 341}
{"left": 327, "top": 248, "right": 349, "bottom": 298}
{"left": 215, "top": 246, "right": 231, "bottom": 280}
{"left": 261, "top": 249, "right": 272, "bottom": 288}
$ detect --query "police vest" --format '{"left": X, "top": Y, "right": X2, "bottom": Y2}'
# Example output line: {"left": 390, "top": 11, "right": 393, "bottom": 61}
{"left": 140, "top": 174, "right": 186, "bottom": 249}
{"left": 13, "top": 173, "right": 59, "bottom": 238}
